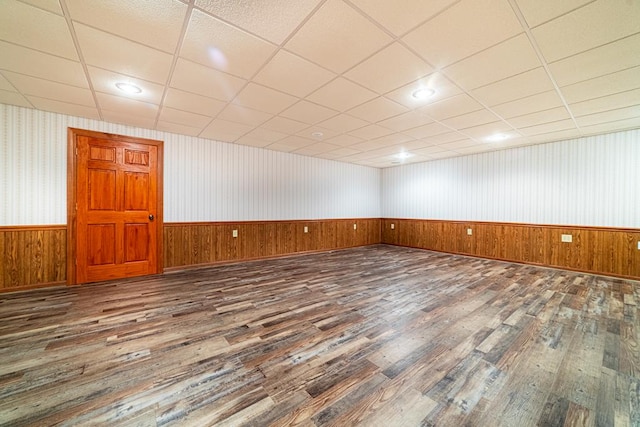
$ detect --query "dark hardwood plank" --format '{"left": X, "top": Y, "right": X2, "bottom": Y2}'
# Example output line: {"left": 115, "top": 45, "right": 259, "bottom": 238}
{"left": 0, "top": 245, "right": 638, "bottom": 426}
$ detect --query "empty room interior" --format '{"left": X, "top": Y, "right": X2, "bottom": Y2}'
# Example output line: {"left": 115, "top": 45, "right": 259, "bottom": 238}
{"left": 1, "top": 0, "right": 640, "bottom": 426}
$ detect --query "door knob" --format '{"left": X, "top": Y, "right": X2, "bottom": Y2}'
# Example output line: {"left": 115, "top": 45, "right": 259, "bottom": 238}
{"left": 149, "top": 214, "right": 155, "bottom": 221}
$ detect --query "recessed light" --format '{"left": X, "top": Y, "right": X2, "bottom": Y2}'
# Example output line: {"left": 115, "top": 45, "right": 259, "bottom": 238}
{"left": 311, "top": 131, "right": 324, "bottom": 139}
{"left": 394, "top": 152, "right": 413, "bottom": 160}
{"left": 115, "top": 82, "right": 142, "bottom": 94}
{"left": 412, "top": 88, "right": 435, "bottom": 100}
{"left": 485, "top": 133, "right": 510, "bottom": 142}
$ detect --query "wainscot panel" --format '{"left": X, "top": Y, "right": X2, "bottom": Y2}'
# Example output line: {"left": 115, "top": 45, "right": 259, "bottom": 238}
{"left": 163, "top": 219, "right": 382, "bottom": 269}
{"left": 0, "top": 226, "right": 67, "bottom": 290}
{"left": 382, "top": 219, "right": 640, "bottom": 280}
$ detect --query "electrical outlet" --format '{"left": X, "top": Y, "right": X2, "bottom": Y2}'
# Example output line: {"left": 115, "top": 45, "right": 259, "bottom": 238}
{"left": 232, "top": 229, "right": 238, "bottom": 238}
{"left": 353, "top": 223, "right": 357, "bottom": 230}
{"left": 304, "top": 226, "right": 308, "bottom": 233}
{"left": 467, "top": 228, "right": 472, "bottom": 236}
{"left": 391, "top": 223, "right": 395, "bottom": 230}
{"left": 561, "top": 234, "right": 572, "bottom": 243}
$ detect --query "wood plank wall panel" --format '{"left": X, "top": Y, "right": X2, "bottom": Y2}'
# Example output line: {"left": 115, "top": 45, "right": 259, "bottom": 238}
{"left": 382, "top": 219, "right": 640, "bottom": 280}
{"left": 0, "top": 226, "right": 66, "bottom": 290}
{"left": 163, "top": 219, "right": 382, "bottom": 269}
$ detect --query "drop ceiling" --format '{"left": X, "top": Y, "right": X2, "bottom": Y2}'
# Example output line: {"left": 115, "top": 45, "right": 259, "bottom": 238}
{"left": 1, "top": 0, "right": 639, "bottom": 168}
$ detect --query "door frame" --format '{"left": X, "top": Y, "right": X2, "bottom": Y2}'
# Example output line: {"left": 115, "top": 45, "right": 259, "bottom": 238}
{"left": 67, "top": 128, "right": 164, "bottom": 285}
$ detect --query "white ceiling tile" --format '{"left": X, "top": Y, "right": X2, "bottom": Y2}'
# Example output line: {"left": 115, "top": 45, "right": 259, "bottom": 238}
{"left": 471, "top": 67, "right": 555, "bottom": 107}
{"left": 403, "top": 122, "right": 452, "bottom": 139}
{"left": 491, "top": 90, "right": 565, "bottom": 118}
{"left": 317, "top": 114, "right": 369, "bottom": 133}
{"left": 506, "top": 107, "right": 571, "bottom": 128}
{"left": 96, "top": 93, "right": 159, "bottom": 119}
{"left": 0, "top": 74, "right": 14, "bottom": 91}
{"left": 403, "top": 0, "right": 523, "bottom": 68}
{"left": 280, "top": 100, "right": 338, "bottom": 124}
{"left": 443, "top": 34, "right": 541, "bottom": 90}
{"left": 261, "top": 116, "right": 309, "bottom": 134}
{"left": 420, "top": 132, "right": 470, "bottom": 146}
{"left": 385, "top": 73, "right": 463, "bottom": 109}
{"left": 419, "top": 93, "right": 483, "bottom": 121}
{"left": 352, "top": 133, "right": 413, "bottom": 151}
{"left": 324, "top": 134, "right": 365, "bottom": 147}
{"left": 532, "top": 0, "right": 640, "bottom": 62}
{"left": 164, "top": 88, "right": 227, "bottom": 117}
{"left": 170, "top": 58, "right": 246, "bottom": 102}
{"left": 285, "top": 0, "right": 392, "bottom": 74}
{"left": 217, "top": 103, "right": 272, "bottom": 126}
{"left": 560, "top": 67, "right": 640, "bottom": 104}
{"left": 345, "top": 43, "right": 433, "bottom": 95}
{"left": 348, "top": 124, "right": 394, "bottom": 140}
{"left": 579, "top": 116, "right": 640, "bottom": 135}
{"left": 243, "top": 127, "right": 288, "bottom": 143}
{"left": 350, "top": 0, "right": 457, "bottom": 36}
{"left": 266, "top": 135, "right": 315, "bottom": 152}
{"left": 514, "top": 0, "right": 592, "bottom": 28}
{"left": 234, "top": 136, "right": 273, "bottom": 148}
{"left": 158, "top": 107, "right": 212, "bottom": 128}
{"left": 67, "top": 0, "right": 187, "bottom": 53}
{"left": 458, "top": 121, "right": 514, "bottom": 140}
{"left": 232, "top": 83, "right": 298, "bottom": 114}
{"left": 307, "top": 77, "right": 377, "bottom": 112}
{"left": 441, "top": 109, "right": 501, "bottom": 130}
{"left": 0, "top": 41, "right": 87, "bottom": 87}
{"left": 294, "top": 142, "right": 341, "bottom": 155}
{"left": 102, "top": 110, "right": 156, "bottom": 129}
{"left": 519, "top": 119, "right": 577, "bottom": 136}
{"left": 325, "top": 147, "right": 362, "bottom": 157}
{"left": 378, "top": 110, "right": 433, "bottom": 132}
{"left": 2, "top": 71, "right": 94, "bottom": 107}
{"left": 439, "top": 139, "right": 482, "bottom": 150}
{"left": 0, "top": 1, "right": 77, "bottom": 60}
{"left": 253, "top": 50, "right": 336, "bottom": 97}
{"left": 195, "top": 0, "right": 321, "bottom": 45}
{"left": 296, "top": 126, "right": 340, "bottom": 141}
{"left": 87, "top": 67, "right": 164, "bottom": 105}
{"left": 575, "top": 106, "right": 640, "bottom": 127}
{"left": 181, "top": 9, "right": 276, "bottom": 79}
{"left": 0, "top": 89, "right": 32, "bottom": 108}
{"left": 348, "top": 97, "right": 408, "bottom": 123}
{"left": 75, "top": 23, "right": 173, "bottom": 84}
{"left": 526, "top": 129, "right": 581, "bottom": 144}
{"left": 26, "top": 96, "right": 99, "bottom": 119}
{"left": 569, "top": 89, "right": 640, "bottom": 117}
{"left": 156, "top": 121, "right": 203, "bottom": 137}
{"left": 200, "top": 118, "right": 253, "bottom": 142}
{"left": 19, "top": 0, "right": 62, "bottom": 15}
{"left": 548, "top": 33, "right": 640, "bottom": 87}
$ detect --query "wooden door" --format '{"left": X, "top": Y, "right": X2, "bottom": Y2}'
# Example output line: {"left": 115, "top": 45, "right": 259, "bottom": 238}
{"left": 68, "top": 128, "right": 163, "bottom": 284}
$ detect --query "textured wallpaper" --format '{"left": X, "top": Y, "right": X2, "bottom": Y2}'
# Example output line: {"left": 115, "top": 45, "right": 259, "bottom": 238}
{"left": 0, "top": 104, "right": 381, "bottom": 225}
{"left": 382, "top": 129, "right": 640, "bottom": 228}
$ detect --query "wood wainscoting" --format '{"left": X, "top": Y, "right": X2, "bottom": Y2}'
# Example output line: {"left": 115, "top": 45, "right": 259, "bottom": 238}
{"left": 382, "top": 219, "right": 640, "bottom": 280}
{"left": 164, "top": 218, "right": 382, "bottom": 269}
{"left": 0, "top": 219, "right": 381, "bottom": 290}
{"left": 0, "top": 226, "right": 67, "bottom": 290}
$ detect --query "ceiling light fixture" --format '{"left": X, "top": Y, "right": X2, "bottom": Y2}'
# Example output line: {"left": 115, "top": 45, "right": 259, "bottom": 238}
{"left": 311, "top": 131, "right": 324, "bottom": 139}
{"left": 394, "top": 152, "right": 413, "bottom": 160}
{"left": 485, "top": 133, "right": 510, "bottom": 142}
{"left": 412, "top": 88, "right": 436, "bottom": 100}
{"left": 115, "top": 82, "right": 142, "bottom": 94}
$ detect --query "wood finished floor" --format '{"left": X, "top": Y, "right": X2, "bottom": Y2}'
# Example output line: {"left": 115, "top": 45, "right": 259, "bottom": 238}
{"left": 1, "top": 245, "right": 639, "bottom": 427}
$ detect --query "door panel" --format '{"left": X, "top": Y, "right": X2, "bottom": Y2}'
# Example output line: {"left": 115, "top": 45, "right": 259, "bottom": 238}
{"left": 69, "top": 129, "right": 163, "bottom": 284}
